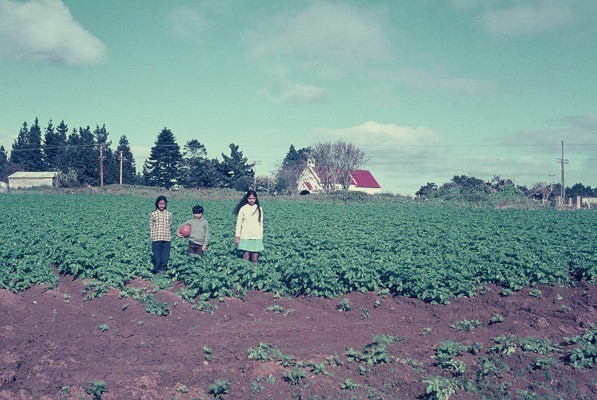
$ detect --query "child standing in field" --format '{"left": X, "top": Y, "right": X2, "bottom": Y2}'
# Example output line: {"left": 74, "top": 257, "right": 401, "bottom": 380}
{"left": 177, "top": 205, "right": 209, "bottom": 256}
{"left": 149, "top": 195, "right": 172, "bottom": 274}
{"left": 234, "top": 190, "right": 264, "bottom": 264}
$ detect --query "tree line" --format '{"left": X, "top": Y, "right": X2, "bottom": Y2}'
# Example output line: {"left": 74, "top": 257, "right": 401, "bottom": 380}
{"left": 4, "top": 117, "right": 592, "bottom": 199}
{"left": 0, "top": 118, "right": 367, "bottom": 194}
{"left": 416, "top": 175, "right": 597, "bottom": 202}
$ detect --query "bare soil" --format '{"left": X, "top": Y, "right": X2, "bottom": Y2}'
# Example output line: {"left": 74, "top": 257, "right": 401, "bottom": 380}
{"left": 1, "top": 275, "right": 595, "bottom": 400}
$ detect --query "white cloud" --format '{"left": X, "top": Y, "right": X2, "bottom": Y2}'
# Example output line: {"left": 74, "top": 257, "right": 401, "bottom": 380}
{"left": 475, "top": 2, "right": 574, "bottom": 37}
{"left": 316, "top": 121, "right": 439, "bottom": 146}
{"left": 0, "top": 0, "right": 107, "bottom": 65}
{"left": 245, "top": 2, "right": 394, "bottom": 72}
{"left": 165, "top": 6, "right": 211, "bottom": 41}
{"left": 313, "top": 121, "right": 445, "bottom": 168}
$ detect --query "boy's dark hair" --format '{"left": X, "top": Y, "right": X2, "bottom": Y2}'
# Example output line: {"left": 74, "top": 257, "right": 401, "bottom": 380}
{"left": 155, "top": 195, "right": 168, "bottom": 209}
{"left": 193, "top": 205, "right": 204, "bottom": 214}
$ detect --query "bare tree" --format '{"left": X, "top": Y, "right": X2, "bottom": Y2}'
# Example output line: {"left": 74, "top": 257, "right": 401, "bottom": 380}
{"left": 528, "top": 182, "right": 553, "bottom": 203}
{"left": 311, "top": 140, "right": 368, "bottom": 191}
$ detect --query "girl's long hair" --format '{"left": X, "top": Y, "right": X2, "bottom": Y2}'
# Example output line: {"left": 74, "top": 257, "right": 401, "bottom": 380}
{"left": 155, "top": 195, "right": 168, "bottom": 210}
{"left": 233, "top": 190, "right": 261, "bottom": 222}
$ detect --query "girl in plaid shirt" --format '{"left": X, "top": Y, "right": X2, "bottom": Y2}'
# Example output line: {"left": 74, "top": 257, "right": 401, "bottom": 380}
{"left": 150, "top": 195, "right": 172, "bottom": 274}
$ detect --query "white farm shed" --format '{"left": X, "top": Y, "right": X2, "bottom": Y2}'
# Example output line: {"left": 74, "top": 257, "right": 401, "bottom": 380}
{"left": 8, "top": 172, "right": 58, "bottom": 189}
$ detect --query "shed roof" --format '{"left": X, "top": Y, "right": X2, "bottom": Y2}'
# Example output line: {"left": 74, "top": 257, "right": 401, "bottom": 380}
{"left": 8, "top": 171, "right": 58, "bottom": 179}
{"left": 351, "top": 170, "right": 381, "bottom": 188}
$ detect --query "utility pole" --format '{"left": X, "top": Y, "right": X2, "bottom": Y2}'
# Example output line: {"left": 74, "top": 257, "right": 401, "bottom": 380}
{"left": 119, "top": 150, "right": 124, "bottom": 185}
{"left": 557, "top": 141, "right": 568, "bottom": 207}
{"left": 99, "top": 143, "right": 104, "bottom": 188}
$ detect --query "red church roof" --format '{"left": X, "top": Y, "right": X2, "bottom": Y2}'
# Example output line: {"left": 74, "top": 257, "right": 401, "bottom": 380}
{"left": 351, "top": 170, "right": 381, "bottom": 188}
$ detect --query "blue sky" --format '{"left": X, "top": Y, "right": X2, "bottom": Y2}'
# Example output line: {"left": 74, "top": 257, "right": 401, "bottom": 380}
{"left": 1, "top": 0, "right": 596, "bottom": 195}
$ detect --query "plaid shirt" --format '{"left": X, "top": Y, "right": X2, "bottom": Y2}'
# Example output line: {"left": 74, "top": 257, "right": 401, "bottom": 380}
{"left": 149, "top": 209, "right": 172, "bottom": 241}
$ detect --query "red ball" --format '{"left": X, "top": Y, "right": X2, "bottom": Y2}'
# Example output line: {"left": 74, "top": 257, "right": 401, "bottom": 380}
{"left": 179, "top": 224, "right": 192, "bottom": 237}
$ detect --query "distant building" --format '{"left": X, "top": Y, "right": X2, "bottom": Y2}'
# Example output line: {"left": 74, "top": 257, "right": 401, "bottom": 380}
{"left": 297, "top": 160, "right": 381, "bottom": 194}
{"left": 346, "top": 170, "right": 382, "bottom": 195}
{"left": 297, "top": 160, "right": 324, "bottom": 193}
{"left": 0, "top": 181, "right": 7, "bottom": 193}
{"left": 8, "top": 171, "right": 58, "bottom": 189}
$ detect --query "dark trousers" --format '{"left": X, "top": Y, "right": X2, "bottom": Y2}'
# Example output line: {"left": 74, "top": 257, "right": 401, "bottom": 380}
{"left": 151, "top": 241, "right": 171, "bottom": 272}
{"left": 188, "top": 241, "right": 204, "bottom": 256}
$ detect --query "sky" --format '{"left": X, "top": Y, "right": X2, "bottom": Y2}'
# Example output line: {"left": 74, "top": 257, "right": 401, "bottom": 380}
{"left": 1, "top": 0, "right": 596, "bottom": 195}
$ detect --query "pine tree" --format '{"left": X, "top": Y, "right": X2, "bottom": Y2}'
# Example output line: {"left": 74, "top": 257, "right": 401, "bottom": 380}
{"left": 62, "top": 127, "right": 98, "bottom": 186}
{"left": 27, "top": 118, "right": 45, "bottom": 171}
{"left": 9, "top": 122, "right": 29, "bottom": 170}
{"left": 10, "top": 118, "right": 45, "bottom": 171}
{"left": 143, "top": 128, "right": 182, "bottom": 189}
{"left": 180, "top": 139, "right": 217, "bottom": 188}
{"left": 0, "top": 146, "right": 8, "bottom": 182}
{"left": 43, "top": 120, "right": 67, "bottom": 171}
{"left": 54, "top": 120, "right": 69, "bottom": 170}
{"left": 115, "top": 136, "right": 137, "bottom": 184}
{"left": 214, "top": 143, "right": 254, "bottom": 191}
{"left": 275, "top": 144, "right": 310, "bottom": 194}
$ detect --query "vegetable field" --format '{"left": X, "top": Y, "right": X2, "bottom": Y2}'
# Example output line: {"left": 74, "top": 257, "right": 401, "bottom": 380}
{"left": 1, "top": 192, "right": 595, "bottom": 399}
{"left": 1, "top": 193, "right": 595, "bottom": 302}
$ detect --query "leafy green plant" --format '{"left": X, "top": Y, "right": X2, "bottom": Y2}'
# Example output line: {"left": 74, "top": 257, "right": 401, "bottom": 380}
{"left": 560, "top": 304, "right": 572, "bottom": 313}
{"left": 442, "top": 359, "right": 466, "bottom": 376}
{"left": 532, "top": 356, "right": 555, "bottom": 370}
{"left": 566, "top": 343, "right": 596, "bottom": 369}
{"left": 208, "top": 379, "right": 230, "bottom": 399}
{"left": 421, "top": 327, "right": 433, "bottom": 336}
{"left": 97, "top": 323, "right": 110, "bottom": 332}
{"left": 83, "top": 380, "right": 107, "bottom": 400}
{"left": 360, "top": 308, "right": 370, "bottom": 319}
{"left": 489, "top": 313, "right": 504, "bottom": 324}
{"left": 307, "top": 361, "right": 332, "bottom": 376}
{"left": 202, "top": 346, "right": 213, "bottom": 362}
{"left": 340, "top": 378, "right": 361, "bottom": 390}
{"left": 138, "top": 293, "right": 170, "bottom": 316}
{"left": 283, "top": 366, "right": 306, "bottom": 385}
{"left": 246, "top": 342, "right": 292, "bottom": 364}
{"left": 518, "top": 337, "right": 559, "bottom": 355}
{"left": 423, "top": 376, "right": 456, "bottom": 400}
{"left": 489, "top": 335, "right": 517, "bottom": 357}
{"left": 529, "top": 288, "right": 542, "bottom": 298}
{"left": 476, "top": 356, "right": 510, "bottom": 381}
{"left": 450, "top": 319, "right": 482, "bottom": 332}
{"left": 346, "top": 335, "right": 403, "bottom": 365}
{"left": 336, "top": 298, "right": 352, "bottom": 311}
{"left": 247, "top": 342, "right": 276, "bottom": 362}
